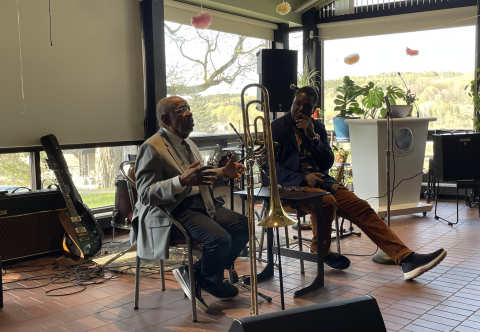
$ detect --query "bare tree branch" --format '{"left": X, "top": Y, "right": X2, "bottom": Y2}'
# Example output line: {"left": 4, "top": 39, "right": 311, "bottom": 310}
{"left": 164, "top": 23, "right": 264, "bottom": 95}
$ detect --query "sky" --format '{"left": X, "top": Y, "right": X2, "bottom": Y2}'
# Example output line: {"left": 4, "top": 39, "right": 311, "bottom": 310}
{"left": 322, "top": 25, "right": 476, "bottom": 80}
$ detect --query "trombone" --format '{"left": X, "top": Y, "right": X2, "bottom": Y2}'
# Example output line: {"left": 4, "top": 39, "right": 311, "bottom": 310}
{"left": 241, "top": 83, "right": 295, "bottom": 316}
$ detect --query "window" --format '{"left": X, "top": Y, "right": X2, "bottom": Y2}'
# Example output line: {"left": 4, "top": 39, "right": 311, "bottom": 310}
{"left": 0, "top": 153, "right": 32, "bottom": 192}
{"left": 324, "top": 26, "right": 475, "bottom": 130}
{"left": 289, "top": 31, "right": 304, "bottom": 79}
{"left": 40, "top": 145, "right": 138, "bottom": 208}
{"left": 164, "top": 21, "right": 268, "bottom": 136}
{"left": 324, "top": 26, "right": 475, "bottom": 170}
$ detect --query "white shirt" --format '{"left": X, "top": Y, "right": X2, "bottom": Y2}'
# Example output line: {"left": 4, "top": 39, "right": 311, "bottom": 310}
{"left": 162, "top": 128, "right": 200, "bottom": 197}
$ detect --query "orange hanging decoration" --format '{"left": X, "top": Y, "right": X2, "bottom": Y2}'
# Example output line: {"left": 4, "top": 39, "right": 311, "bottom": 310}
{"left": 344, "top": 53, "right": 360, "bottom": 65}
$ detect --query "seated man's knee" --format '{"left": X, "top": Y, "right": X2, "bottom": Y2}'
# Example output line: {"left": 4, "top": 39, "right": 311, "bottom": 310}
{"left": 324, "top": 195, "right": 337, "bottom": 212}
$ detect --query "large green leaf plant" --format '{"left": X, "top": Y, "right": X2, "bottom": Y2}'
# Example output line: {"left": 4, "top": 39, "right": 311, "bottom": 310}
{"left": 333, "top": 76, "right": 363, "bottom": 117}
{"left": 357, "top": 83, "right": 404, "bottom": 119}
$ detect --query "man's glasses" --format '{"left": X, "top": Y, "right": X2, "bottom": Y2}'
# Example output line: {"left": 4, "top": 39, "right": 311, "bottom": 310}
{"left": 173, "top": 105, "right": 191, "bottom": 114}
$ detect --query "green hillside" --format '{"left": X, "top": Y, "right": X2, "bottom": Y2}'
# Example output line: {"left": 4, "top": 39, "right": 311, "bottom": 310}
{"left": 324, "top": 71, "right": 475, "bottom": 130}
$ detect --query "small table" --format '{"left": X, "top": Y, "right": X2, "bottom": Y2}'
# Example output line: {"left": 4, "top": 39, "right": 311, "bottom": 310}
{"left": 234, "top": 188, "right": 329, "bottom": 298}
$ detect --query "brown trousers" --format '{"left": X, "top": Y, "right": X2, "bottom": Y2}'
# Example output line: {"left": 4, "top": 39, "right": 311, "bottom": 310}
{"left": 292, "top": 186, "right": 412, "bottom": 264}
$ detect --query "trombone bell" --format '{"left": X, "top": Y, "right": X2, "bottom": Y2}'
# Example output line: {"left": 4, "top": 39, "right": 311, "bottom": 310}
{"left": 258, "top": 204, "right": 295, "bottom": 228}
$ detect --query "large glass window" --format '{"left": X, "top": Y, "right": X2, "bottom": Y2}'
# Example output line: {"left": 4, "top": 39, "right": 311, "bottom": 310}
{"left": 324, "top": 26, "right": 475, "bottom": 170}
{"left": 40, "top": 145, "right": 137, "bottom": 208}
{"left": 164, "top": 21, "right": 268, "bottom": 136}
{"left": 324, "top": 26, "right": 475, "bottom": 131}
{"left": 0, "top": 153, "right": 32, "bottom": 192}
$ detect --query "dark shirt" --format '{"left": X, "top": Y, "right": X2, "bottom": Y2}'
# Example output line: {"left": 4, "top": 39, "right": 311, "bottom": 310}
{"left": 268, "top": 113, "right": 337, "bottom": 187}
{"left": 293, "top": 126, "right": 322, "bottom": 175}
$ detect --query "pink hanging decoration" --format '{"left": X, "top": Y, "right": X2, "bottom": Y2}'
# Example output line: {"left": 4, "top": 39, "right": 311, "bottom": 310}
{"left": 406, "top": 47, "right": 419, "bottom": 56}
{"left": 344, "top": 53, "right": 360, "bottom": 65}
{"left": 191, "top": 11, "right": 212, "bottom": 29}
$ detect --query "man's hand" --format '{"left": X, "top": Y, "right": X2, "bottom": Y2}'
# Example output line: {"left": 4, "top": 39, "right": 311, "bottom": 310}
{"left": 222, "top": 154, "right": 245, "bottom": 181}
{"left": 179, "top": 161, "right": 217, "bottom": 186}
{"left": 295, "top": 113, "right": 316, "bottom": 139}
{"left": 305, "top": 173, "right": 324, "bottom": 188}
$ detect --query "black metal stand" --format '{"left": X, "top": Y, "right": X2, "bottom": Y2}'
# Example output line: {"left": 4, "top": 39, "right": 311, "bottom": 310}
{"left": 372, "top": 98, "right": 396, "bottom": 266}
{"left": 275, "top": 228, "right": 285, "bottom": 310}
{"left": 228, "top": 269, "right": 272, "bottom": 302}
{"left": 434, "top": 179, "right": 480, "bottom": 226}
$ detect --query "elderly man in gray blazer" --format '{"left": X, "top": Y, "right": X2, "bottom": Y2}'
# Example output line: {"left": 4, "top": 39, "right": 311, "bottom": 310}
{"left": 130, "top": 96, "right": 247, "bottom": 312}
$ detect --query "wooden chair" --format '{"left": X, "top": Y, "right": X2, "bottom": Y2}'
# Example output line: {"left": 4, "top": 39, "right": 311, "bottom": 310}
{"left": 119, "top": 161, "right": 199, "bottom": 322}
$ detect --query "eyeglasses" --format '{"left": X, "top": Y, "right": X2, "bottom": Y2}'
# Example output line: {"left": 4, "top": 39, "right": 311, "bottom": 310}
{"left": 173, "top": 105, "right": 191, "bottom": 114}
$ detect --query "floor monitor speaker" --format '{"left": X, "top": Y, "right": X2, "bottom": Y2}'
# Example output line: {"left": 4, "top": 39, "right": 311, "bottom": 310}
{"left": 228, "top": 295, "right": 386, "bottom": 332}
{"left": 257, "top": 49, "right": 297, "bottom": 112}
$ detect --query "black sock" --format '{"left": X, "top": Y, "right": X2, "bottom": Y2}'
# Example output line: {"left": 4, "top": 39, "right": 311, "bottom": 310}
{"left": 401, "top": 252, "right": 415, "bottom": 264}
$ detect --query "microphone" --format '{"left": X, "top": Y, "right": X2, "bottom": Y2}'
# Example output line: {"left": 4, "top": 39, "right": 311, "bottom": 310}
{"left": 290, "top": 84, "right": 299, "bottom": 91}
{"left": 384, "top": 96, "right": 392, "bottom": 117}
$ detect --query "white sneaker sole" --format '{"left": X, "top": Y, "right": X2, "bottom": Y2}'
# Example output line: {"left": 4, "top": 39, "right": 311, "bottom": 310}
{"left": 404, "top": 250, "right": 447, "bottom": 280}
{"left": 172, "top": 269, "right": 208, "bottom": 312}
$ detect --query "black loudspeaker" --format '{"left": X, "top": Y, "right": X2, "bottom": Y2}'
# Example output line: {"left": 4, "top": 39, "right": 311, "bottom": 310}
{"left": 0, "top": 189, "right": 66, "bottom": 263}
{"left": 433, "top": 133, "right": 480, "bottom": 181}
{"left": 257, "top": 49, "right": 297, "bottom": 112}
{"left": 228, "top": 295, "right": 386, "bottom": 332}
{"left": 1, "top": 257, "right": 3, "bottom": 310}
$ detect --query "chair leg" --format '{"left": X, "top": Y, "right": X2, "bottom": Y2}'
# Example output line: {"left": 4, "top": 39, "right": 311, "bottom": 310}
{"left": 187, "top": 246, "right": 197, "bottom": 323}
{"left": 334, "top": 215, "right": 341, "bottom": 255}
{"left": 160, "top": 260, "right": 166, "bottom": 291}
{"left": 295, "top": 210, "right": 305, "bottom": 275}
{"left": 134, "top": 256, "right": 140, "bottom": 309}
{"left": 258, "top": 227, "right": 266, "bottom": 260}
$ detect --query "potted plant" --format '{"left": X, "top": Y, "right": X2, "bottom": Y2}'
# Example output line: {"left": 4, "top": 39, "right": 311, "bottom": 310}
{"left": 395, "top": 72, "right": 419, "bottom": 118}
{"left": 357, "top": 83, "right": 404, "bottom": 119}
{"left": 333, "top": 76, "right": 363, "bottom": 141}
{"left": 297, "top": 54, "right": 321, "bottom": 94}
{"left": 464, "top": 68, "right": 480, "bottom": 132}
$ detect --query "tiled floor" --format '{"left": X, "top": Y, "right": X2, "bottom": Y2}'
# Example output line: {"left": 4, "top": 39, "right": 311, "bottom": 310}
{"left": 1, "top": 199, "right": 480, "bottom": 332}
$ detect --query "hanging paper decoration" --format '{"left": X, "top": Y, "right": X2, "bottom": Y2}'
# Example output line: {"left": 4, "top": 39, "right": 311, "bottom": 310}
{"left": 276, "top": 2, "right": 291, "bottom": 15}
{"left": 406, "top": 47, "right": 419, "bottom": 56}
{"left": 344, "top": 53, "right": 360, "bottom": 65}
{"left": 191, "top": 11, "right": 212, "bottom": 29}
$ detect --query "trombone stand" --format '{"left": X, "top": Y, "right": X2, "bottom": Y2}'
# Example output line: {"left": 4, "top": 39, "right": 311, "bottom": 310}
{"left": 275, "top": 227, "right": 286, "bottom": 310}
{"left": 372, "top": 99, "right": 396, "bottom": 265}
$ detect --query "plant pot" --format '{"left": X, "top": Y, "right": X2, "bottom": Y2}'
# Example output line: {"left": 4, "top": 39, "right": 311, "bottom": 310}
{"left": 333, "top": 117, "right": 354, "bottom": 142}
{"left": 390, "top": 105, "right": 413, "bottom": 118}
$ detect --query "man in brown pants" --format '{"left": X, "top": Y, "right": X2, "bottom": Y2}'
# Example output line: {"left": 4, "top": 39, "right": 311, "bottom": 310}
{"left": 270, "top": 86, "right": 446, "bottom": 280}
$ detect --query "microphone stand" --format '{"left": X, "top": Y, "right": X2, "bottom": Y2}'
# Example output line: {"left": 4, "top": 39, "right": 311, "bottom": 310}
{"left": 372, "top": 97, "right": 396, "bottom": 265}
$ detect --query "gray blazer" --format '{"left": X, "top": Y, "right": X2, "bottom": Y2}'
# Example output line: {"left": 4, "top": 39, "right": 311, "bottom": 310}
{"left": 129, "top": 128, "right": 210, "bottom": 260}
